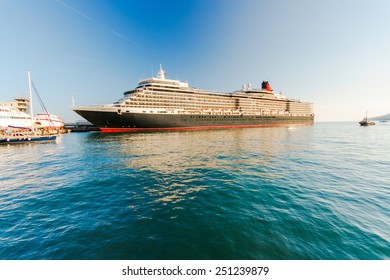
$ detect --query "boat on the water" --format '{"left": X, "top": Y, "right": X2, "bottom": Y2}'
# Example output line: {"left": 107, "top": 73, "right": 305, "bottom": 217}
{"left": 0, "top": 98, "right": 32, "bottom": 129}
{"left": 0, "top": 72, "right": 57, "bottom": 144}
{"left": 0, "top": 131, "right": 56, "bottom": 145}
{"left": 0, "top": 97, "right": 64, "bottom": 131}
{"left": 73, "top": 65, "right": 314, "bottom": 132}
{"left": 34, "top": 113, "right": 64, "bottom": 129}
{"left": 359, "top": 112, "right": 375, "bottom": 126}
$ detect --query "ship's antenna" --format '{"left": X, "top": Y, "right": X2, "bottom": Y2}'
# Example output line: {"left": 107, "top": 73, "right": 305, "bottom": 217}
{"left": 71, "top": 93, "right": 75, "bottom": 107}
{"left": 157, "top": 64, "right": 166, "bottom": 79}
{"left": 27, "top": 70, "right": 34, "bottom": 130}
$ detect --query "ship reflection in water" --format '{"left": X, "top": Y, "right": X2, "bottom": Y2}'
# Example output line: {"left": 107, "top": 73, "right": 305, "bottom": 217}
{"left": 90, "top": 126, "right": 313, "bottom": 205}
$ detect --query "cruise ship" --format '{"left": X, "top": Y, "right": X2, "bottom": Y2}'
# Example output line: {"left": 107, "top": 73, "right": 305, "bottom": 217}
{"left": 0, "top": 97, "right": 33, "bottom": 129}
{"left": 73, "top": 66, "right": 314, "bottom": 132}
{"left": 35, "top": 113, "right": 64, "bottom": 129}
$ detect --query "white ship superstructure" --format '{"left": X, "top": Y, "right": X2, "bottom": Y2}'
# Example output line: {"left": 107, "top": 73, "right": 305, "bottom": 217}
{"left": 0, "top": 101, "right": 32, "bottom": 129}
{"left": 113, "top": 66, "right": 313, "bottom": 116}
{"left": 34, "top": 113, "right": 64, "bottom": 128}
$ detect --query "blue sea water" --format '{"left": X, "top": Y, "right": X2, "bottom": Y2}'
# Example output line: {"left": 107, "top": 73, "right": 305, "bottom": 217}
{"left": 0, "top": 122, "right": 389, "bottom": 260}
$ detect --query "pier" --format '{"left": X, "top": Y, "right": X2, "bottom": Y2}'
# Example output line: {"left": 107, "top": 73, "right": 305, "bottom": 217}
{"left": 64, "top": 121, "right": 99, "bottom": 132}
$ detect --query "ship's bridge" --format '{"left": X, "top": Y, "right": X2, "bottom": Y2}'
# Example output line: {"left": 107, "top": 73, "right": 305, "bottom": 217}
{"left": 137, "top": 65, "right": 188, "bottom": 88}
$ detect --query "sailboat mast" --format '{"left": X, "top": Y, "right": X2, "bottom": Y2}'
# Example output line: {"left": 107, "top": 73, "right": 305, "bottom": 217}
{"left": 27, "top": 71, "right": 34, "bottom": 129}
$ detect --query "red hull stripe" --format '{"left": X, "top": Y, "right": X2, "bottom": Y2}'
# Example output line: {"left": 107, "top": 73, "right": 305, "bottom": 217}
{"left": 100, "top": 123, "right": 311, "bottom": 133}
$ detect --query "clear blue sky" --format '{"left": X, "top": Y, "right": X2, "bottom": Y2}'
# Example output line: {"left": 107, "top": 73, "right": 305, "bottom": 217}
{"left": 1, "top": 0, "right": 389, "bottom": 122}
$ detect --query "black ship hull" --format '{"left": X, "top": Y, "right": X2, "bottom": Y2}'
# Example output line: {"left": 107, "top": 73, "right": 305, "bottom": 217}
{"left": 74, "top": 109, "right": 314, "bottom": 132}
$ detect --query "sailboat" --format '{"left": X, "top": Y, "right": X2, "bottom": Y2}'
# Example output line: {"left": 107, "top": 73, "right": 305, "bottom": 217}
{"left": 0, "top": 71, "right": 57, "bottom": 144}
{"left": 359, "top": 112, "right": 375, "bottom": 126}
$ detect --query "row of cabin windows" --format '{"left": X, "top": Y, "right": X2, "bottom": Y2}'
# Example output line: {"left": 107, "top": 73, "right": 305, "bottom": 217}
{"left": 123, "top": 100, "right": 311, "bottom": 112}
{"left": 135, "top": 92, "right": 293, "bottom": 105}
{"left": 0, "top": 115, "right": 30, "bottom": 119}
{"left": 125, "top": 101, "right": 291, "bottom": 112}
{"left": 129, "top": 96, "right": 290, "bottom": 108}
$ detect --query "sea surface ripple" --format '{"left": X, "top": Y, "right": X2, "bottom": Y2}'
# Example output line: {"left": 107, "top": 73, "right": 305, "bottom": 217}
{"left": 0, "top": 122, "right": 389, "bottom": 259}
